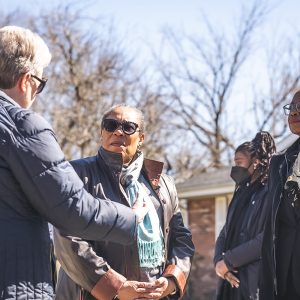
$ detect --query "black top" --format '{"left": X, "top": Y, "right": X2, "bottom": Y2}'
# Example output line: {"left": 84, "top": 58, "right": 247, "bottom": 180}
{"left": 259, "top": 137, "right": 300, "bottom": 300}
{"left": 277, "top": 142, "right": 300, "bottom": 297}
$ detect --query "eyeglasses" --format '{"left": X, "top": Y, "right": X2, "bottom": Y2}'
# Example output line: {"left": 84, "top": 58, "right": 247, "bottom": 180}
{"left": 283, "top": 103, "right": 300, "bottom": 115}
{"left": 31, "top": 74, "right": 48, "bottom": 94}
{"left": 102, "top": 118, "right": 140, "bottom": 135}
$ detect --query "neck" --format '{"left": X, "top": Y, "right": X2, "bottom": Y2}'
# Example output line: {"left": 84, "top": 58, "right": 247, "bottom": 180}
{"left": 0, "top": 88, "right": 24, "bottom": 107}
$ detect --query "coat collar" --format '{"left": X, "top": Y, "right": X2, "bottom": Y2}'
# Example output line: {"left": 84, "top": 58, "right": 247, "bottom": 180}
{"left": 97, "top": 147, "right": 164, "bottom": 188}
{"left": 97, "top": 147, "right": 123, "bottom": 173}
{"left": 276, "top": 137, "right": 300, "bottom": 157}
{"left": 143, "top": 158, "right": 164, "bottom": 189}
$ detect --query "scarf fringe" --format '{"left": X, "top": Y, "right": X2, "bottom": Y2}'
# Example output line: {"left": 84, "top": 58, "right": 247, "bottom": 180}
{"left": 138, "top": 237, "right": 164, "bottom": 268}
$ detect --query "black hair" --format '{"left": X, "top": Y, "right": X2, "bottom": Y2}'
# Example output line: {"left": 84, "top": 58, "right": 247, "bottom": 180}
{"left": 235, "top": 131, "right": 276, "bottom": 184}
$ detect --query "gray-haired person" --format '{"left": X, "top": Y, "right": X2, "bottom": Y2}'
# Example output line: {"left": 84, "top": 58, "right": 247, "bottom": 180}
{"left": 0, "top": 25, "right": 149, "bottom": 299}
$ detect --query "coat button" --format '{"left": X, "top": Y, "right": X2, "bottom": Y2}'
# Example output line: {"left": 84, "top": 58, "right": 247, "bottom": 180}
{"left": 166, "top": 228, "right": 169, "bottom": 233}
{"left": 162, "top": 199, "right": 166, "bottom": 204}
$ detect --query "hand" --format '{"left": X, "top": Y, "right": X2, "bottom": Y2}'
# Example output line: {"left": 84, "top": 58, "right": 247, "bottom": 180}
{"left": 224, "top": 271, "right": 240, "bottom": 288}
{"left": 215, "top": 259, "right": 229, "bottom": 279}
{"left": 117, "top": 280, "right": 160, "bottom": 300}
{"left": 154, "top": 277, "right": 177, "bottom": 298}
{"left": 134, "top": 277, "right": 176, "bottom": 300}
{"left": 132, "top": 193, "right": 149, "bottom": 223}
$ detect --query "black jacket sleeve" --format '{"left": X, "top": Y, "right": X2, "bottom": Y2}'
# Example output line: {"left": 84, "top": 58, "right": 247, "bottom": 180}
{"left": 223, "top": 232, "right": 263, "bottom": 269}
{"left": 0, "top": 106, "right": 137, "bottom": 244}
{"left": 53, "top": 229, "right": 126, "bottom": 300}
{"left": 214, "top": 225, "right": 226, "bottom": 265}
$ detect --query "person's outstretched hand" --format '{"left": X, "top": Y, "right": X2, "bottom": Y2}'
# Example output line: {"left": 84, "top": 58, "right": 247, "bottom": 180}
{"left": 132, "top": 192, "right": 149, "bottom": 223}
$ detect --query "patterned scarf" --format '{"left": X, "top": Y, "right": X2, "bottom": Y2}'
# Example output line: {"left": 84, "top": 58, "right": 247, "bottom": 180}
{"left": 120, "top": 152, "right": 164, "bottom": 268}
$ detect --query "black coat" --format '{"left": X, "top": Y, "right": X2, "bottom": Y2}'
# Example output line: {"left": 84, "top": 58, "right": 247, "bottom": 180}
{"left": 214, "top": 181, "right": 269, "bottom": 300}
{"left": 259, "top": 138, "right": 300, "bottom": 300}
{"left": 0, "top": 96, "right": 137, "bottom": 299}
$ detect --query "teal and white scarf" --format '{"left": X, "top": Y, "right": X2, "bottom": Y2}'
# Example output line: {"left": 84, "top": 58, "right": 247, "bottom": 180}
{"left": 120, "top": 152, "right": 164, "bottom": 268}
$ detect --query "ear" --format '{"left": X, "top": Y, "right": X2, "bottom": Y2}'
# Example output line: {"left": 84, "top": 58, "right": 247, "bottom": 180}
{"left": 139, "top": 133, "right": 145, "bottom": 145}
{"left": 18, "top": 72, "right": 31, "bottom": 93}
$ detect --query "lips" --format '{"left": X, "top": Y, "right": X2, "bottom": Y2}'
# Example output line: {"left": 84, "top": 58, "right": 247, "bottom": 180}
{"left": 110, "top": 141, "right": 125, "bottom": 147}
{"left": 289, "top": 118, "right": 300, "bottom": 124}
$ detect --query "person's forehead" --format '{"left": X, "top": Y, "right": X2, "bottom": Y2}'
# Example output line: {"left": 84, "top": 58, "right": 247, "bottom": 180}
{"left": 235, "top": 151, "right": 249, "bottom": 160}
{"left": 108, "top": 107, "right": 138, "bottom": 121}
{"left": 292, "top": 92, "right": 300, "bottom": 104}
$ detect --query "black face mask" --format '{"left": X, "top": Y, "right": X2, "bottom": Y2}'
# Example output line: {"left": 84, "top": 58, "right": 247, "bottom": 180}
{"left": 230, "top": 166, "right": 251, "bottom": 185}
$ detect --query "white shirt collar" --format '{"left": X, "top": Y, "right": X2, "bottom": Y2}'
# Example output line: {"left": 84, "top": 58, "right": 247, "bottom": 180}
{"left": 0, "top": 90, "right": 21, "bottom": 107}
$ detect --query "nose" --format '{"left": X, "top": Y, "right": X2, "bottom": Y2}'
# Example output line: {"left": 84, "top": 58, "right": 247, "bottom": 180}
{"left": 290, "top": 110, "right": 300, "bottom": 117}
{"left": 113, "top": 126, "right": 124, "bottom": 136}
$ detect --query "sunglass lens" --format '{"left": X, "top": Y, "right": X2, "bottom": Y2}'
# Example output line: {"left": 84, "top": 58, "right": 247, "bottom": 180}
{"left": 123, "top": 122, "right": 138, "bottom": 135}
{"left": 103, "top": 119, "right": 119, "bottom": 132}
{"left": 36, "top": 83, "right": 43, "bottom": 94}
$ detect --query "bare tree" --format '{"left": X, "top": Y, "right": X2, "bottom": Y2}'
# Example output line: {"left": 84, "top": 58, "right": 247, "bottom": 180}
{"left": 253, "top": 36, "right": 300, "bottom": 138}
{"left": 157, "top": 1, "right": 268, "bottom": 169}
{"left": 0, "top": 9, "right": 26, "bottom": 27}
{"left": 29, "top": 4, "right": 137, "bottom": 159}
{"left": 130, "top": 81, "right": 174, "bottom": 159}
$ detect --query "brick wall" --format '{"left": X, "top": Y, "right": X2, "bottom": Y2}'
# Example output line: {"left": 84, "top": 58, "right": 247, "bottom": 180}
{"left": 187, "top": 198, "right": 218, "bottom": 300}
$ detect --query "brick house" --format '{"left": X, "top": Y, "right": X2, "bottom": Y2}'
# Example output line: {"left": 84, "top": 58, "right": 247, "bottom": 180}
{"left": 177, "top": 167, "right": 234, "bottom": 299}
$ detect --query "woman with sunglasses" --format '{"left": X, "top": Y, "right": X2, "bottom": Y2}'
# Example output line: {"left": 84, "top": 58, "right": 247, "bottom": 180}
{"left": 54, "top": 105, "right": 194, "bottom": 300}
{"left": 260, "top": 90, "right": 300, "bottom": 300}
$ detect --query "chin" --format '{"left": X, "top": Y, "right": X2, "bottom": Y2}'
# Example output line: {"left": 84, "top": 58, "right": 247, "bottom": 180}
{"left": 290, "top": 126, "right": 300, "bottom": 136}
{"left": 109, "top": 145, "right": 124, "bottom": 153}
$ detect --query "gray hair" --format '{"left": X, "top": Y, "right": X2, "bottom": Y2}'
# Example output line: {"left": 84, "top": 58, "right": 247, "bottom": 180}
{"left": 0, "top": 26, "right": 52, "bottom": 89}
{"left": 101, "top": 104, "right": 145, "bottom": 134}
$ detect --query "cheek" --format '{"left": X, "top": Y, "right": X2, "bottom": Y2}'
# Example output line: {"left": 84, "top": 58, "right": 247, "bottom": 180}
{"left": 289, "top": 119, "right": 300, "bottom": 134}
{"left": 100, "top": 133, "right": 111, "bottom": 147}
{"left": 126, "top": 139, "right": 138, "bottom": 152}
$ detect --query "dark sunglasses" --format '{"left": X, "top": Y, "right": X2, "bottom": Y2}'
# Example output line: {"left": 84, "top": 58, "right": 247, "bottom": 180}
{"left": 31, "top": 74, "right": 48, "bottom": 94}
{"left": 283, "top": 103, "right": 300, "bottom": 115}
{"left": 102, "top": 118, "right": 140, "bottom": 135}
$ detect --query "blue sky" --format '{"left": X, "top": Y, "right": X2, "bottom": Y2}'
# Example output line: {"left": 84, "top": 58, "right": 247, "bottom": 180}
{"left": 0, "top": 0, "right": 299, "bottom": 138}
{"left": 0, "top": 0, "right": 298, "bottom": 59}
{"left": 1, "top": 0, "right": 298, "bottom": 42}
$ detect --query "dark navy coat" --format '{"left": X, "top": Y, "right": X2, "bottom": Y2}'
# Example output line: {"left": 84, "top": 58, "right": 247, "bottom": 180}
{"left": 0, "top": 96, "right": 137, "bottom": 299}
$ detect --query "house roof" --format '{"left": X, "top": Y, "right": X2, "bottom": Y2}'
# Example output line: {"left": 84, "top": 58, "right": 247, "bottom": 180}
{"left": 176, "top": 166, "right": 235, "bottom": 199}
